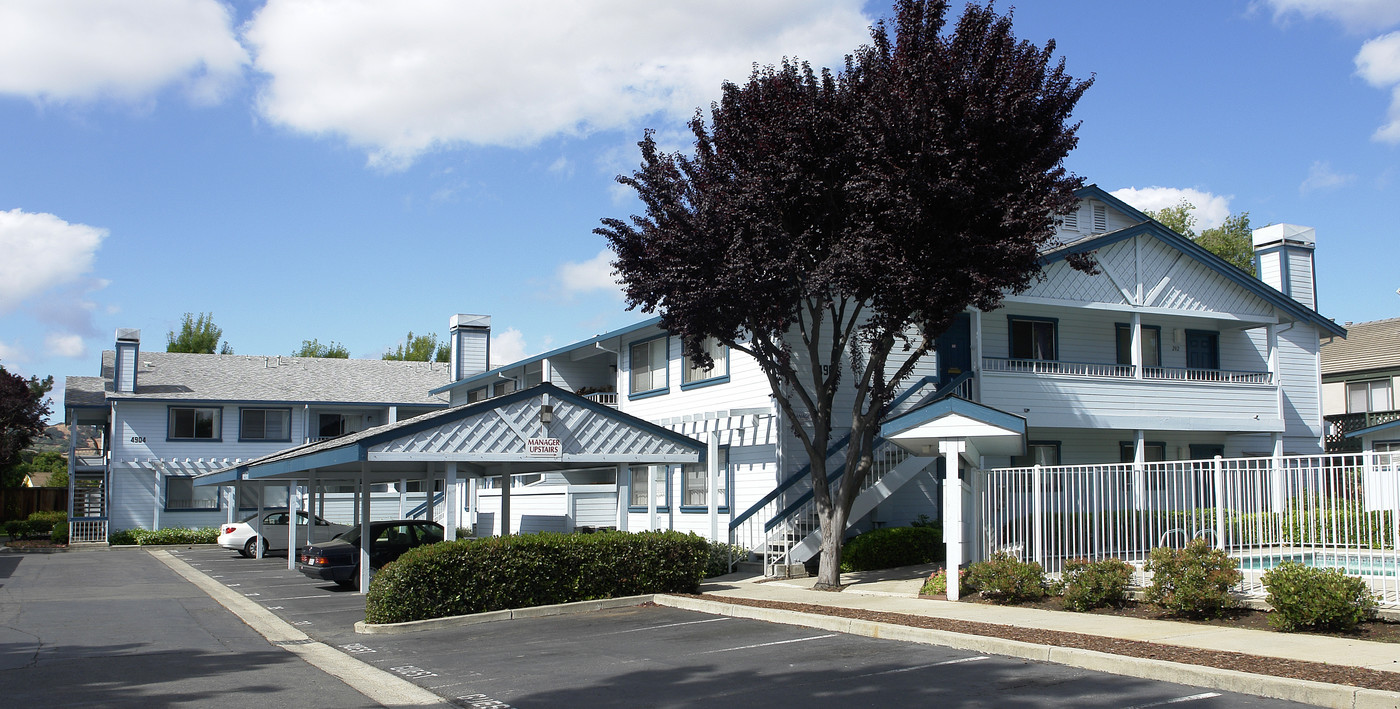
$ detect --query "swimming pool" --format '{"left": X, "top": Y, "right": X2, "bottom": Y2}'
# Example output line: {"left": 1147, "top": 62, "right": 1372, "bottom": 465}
{"left": 1234, "top": 551, "right": 1400, "bottom": 577}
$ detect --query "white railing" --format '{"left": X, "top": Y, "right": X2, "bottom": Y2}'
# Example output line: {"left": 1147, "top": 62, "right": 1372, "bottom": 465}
{"left": 1143, "top": 367, "right": 1272, "bottom": 384}
{"left": 583, "top": 391, "right": 618, "bottom": 407}
{"left": 759, "top": 439, "right": 914, "bottom": 574}
{"left": 70, "top": 518, "right": 108, "bottom": 543}
{"left": 976, "top": 452, "right": 1400, "bottom": 605}
{"left": 982, "top": 357, "right": 1134, "bottom": 378}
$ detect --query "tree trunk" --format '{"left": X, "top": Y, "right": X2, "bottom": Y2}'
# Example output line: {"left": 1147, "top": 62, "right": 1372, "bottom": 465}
{"left": 812, "top": 504, "right": 849, "bottom": 590}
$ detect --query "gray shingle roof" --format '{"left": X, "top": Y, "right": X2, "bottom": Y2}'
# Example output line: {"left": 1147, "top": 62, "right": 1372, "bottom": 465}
{"left": 1321, "top": 317, "right": 1400, "bottom": 376}
{"left": 66, "top": 351, "right": 450, "bottom": 408}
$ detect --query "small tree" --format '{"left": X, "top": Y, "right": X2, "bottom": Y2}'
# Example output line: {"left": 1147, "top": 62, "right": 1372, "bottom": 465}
{"left": 383, "top": 332, "right": 449, "bottom": 362}
{"left": 294, "top": 339, "right": 350, "bottom": 358}
{"left": 600, "top": 0, "right": 1093, "bottom": 589}
{"left": 1, "top": 365, "right": 53, "bottom": 488}
{"left": 1147, "top": 201, "right": 1254, "bottom": 275}
{"left": 167, "top": 312, "right": 233, "bottom": 354}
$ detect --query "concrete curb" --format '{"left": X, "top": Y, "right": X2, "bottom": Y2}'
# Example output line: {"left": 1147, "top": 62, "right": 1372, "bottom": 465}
{"left": 355, "top": 595, "right": 657, "bottom": 635}
{"left": 654, "top": 594, "right": 1400, "bottom": 709}
{"left": 151, "top": 550, "right": 454, "bottom": 709}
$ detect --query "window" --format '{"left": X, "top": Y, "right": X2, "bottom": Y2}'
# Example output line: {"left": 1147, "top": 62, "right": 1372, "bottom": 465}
{"left": 1119, "top": 442, "right": 1167, "bottom": 463}
{"left": 1008, "top": 317, "right": 1056, "bottom": 361}
{"left": 466, "top": 387, "right": 488, "bottom": 404}
{"left": 494, "top": 379, "right": 516, "bottom": 397}
{"left": 165, "top": 475, "right": 219, "bottom": 510}
{"left": 240, "top": 408, "right": 291, "bottom": 442}
{"left": 629, "top": 336, "right": 668, "bottom": 396}
{"left": 628, "top": 465, "right": 668, "bottom": 510}
{"left": 1013, "top": 441, "right": 1060, "bottom": 468}
{"left": 1115, "top": 324, "right": 1161, "bottom": 367}
{"left": 169, "top": 407, "right": 221, "bottom": 441}
{"left": 524, "top": 361, "right": 544, "bottom": 387}
{"left": 681, "top": 448, "right": 729, "bottom": 511}
{"left": 681, "top": 337, "right": 728, "bottom": 388}
{"left": 1347, "top": 379, "right": 1393, "bottom": 414}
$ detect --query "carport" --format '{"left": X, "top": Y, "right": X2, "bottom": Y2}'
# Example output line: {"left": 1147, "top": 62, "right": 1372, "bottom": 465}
{"left": 195, "top": 383, "right": 707, "bottom": 592}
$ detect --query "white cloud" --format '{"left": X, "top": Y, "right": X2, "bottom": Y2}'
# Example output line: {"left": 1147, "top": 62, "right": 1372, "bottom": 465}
{"left": 1300, "top": 160, "right": 1356, "bottom": 193}
{"left": 0, "top": 209, "right": 107, "bottom": 312}
{"left": 44, "top": 333, "right": 85, "bottom": 358}
{"left": 0, "top": 0, "right": 247, "bottom": 104}
{"left": 490, "top": 328, "right": 530, "bottom": 367}
{"left": 1356, "top": 32, "right": 1400, "bottom": 142}
{"left": 244, "top": 0, "right": 871, "bottom": 167}
{"left": 548, "top": 156, "right": 574, "bottom": 179}
{"left": 557, "top": 249, "right": 623, "bottom": 299}
{"left": 0, "top": 341, "right": 23, "bottom": 364}
{"left": 1260, "top": 0, "right": 1400, "bottom": 33}
{"left": 1109, "top": 187, "right": 1233, "bottom": 230}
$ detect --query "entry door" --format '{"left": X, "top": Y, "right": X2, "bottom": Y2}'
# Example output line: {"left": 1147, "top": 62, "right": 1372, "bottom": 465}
{"left": 934, "top": 313, "right": 973, "bottom": 387}
{"left": 1185, "top": 330, "right": 1219, "bottom": 370}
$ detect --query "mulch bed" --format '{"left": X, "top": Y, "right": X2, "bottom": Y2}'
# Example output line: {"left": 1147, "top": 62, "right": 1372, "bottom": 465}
{"left": 692, "top": 593, "right": 1400, "bottom": 692}
{"left": 4, "top": 540, "right": 66, "bottom": 549}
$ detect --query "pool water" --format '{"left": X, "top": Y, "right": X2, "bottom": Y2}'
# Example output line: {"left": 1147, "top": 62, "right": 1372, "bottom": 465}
{"left": 1235, "top": 551, "right": 1400, "bottom": 577}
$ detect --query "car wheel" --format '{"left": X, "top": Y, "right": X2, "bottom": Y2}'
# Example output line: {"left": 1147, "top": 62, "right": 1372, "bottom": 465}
{"left": 336, "top": 565, "right": 359, "bottom": 590}
{"left": 243, "top": 537, "right": 267, "bottom": 558}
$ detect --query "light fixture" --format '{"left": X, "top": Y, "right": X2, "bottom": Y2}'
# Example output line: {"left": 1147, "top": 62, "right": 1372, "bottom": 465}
{"left": 540, "top": 404, "right": 554, "bottom": 425}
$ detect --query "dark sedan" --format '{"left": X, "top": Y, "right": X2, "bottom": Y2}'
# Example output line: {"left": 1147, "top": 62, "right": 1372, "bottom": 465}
{"left": 298, "top": 519, "right": 444, "bottom": 589}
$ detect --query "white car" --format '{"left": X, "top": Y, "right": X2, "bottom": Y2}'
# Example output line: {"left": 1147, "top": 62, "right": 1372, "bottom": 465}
{"left": 218, "top": 508, "right": 351, "bottom": 557}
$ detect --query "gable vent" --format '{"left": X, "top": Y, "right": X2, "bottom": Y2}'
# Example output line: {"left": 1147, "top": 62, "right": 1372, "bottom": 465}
{"left": 1061, "top": 208, "right": 1078, "bottom": 231}
{"left": 1092, "top": 205, "right": 1107, "bottom": 232}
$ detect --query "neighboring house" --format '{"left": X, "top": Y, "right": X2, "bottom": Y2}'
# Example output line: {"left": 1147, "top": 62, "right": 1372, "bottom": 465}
{"left": 63, "top": 331, "right": 452, "bottom": 540}
{"left": 1320, "top": 317, "right": 1400, "bottom": 452}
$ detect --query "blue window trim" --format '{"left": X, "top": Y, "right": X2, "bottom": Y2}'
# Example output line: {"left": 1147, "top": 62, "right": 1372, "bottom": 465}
{"left": 166, "top": 405, "right": 223, "bottom": 442}
{"left": 1014, "top": 440, "right": 1061, "bottom": 467}
{"left": 1114, "top": 322, "right": 1162, "bottom": 367}
{"left": 680, "top": 339, "right": 731, "bottom": 391}
{"left": 237, "top": 406, "right": 293, "bottom": 443}
{"left": 627, "top": 333, "right": 670, "bottom": 400}
{"left": 680, "top": 445, "right": 732, "bottom": 513}
{"left": 1006, "top": 315, "right": 1059, "bottom": 361}
{"left": 627, "top": 464, "right": 670, "bottom": 513}
{"left": 163, "top": 474, "right": 223, "bottom": 512}
{"left": 1119, "top": 440, "right": 1168, "bottom": 463}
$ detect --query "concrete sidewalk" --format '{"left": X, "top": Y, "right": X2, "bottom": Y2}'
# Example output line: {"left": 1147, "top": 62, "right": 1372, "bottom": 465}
{"left": 698, "top": 564, "right": 1400, "bottom": 675}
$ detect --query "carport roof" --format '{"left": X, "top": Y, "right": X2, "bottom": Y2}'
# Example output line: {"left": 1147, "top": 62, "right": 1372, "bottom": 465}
{"left": 195, "top": 383, "right": 705, "bottom": 485}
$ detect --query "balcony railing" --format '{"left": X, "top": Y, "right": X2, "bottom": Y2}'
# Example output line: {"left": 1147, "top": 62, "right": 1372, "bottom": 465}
{"left": 583, "top": 391, "right": 618, "bottom": 407}
{"left": 983, "top": 357, "right": 1271, "bottom": 384}
{"left": 1325, "top": 409, "right": 1400, "bottom": 452}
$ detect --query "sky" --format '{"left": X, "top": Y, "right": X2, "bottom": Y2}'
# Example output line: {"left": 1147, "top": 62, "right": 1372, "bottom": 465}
{"left": 3, "top": 0, "right": 1399, "bottom": 420}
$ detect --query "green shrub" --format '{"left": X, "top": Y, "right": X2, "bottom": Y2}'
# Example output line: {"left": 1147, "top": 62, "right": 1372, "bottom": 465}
{"left": 108, "top": 528, "right": 138, "bottom": 545}
{"left": 1263, "top": 561, "right": 1376, "bottom": 632}
{"left": 50, "top": 521, "right": 69, "bottom": 545}
{"left": 839, "top": 526, "right": 943, "bottom": 572}
{"left": 365, "top": 530, "right": 710, "bottom": 624}
{"left": 966, "top": 551, "right": 1045, "bottom": 604}
{"left": 1144, "top": 540, "right": 1242, "bottom": 619}
{"left": 4, "top": 520, "right": 29, "bottom": 541}
{"left": 131, "top": 527, "right": 220, "bottom": 545}
{"left": 1061, "top": 557, "right": 1136, "bottom": 612}
{"left": 920, "top": 567, "right": 973, "bottom": 597}
{"left": 25, "top": 511, "right": 65, "bottom": 536}
{"left": 704, "top": 540, "right": 751, "bottom": 578}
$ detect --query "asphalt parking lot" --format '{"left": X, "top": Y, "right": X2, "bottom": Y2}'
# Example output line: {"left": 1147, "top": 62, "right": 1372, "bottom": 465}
{"left": 168, "top": 547, "right": 1313, "bottom": 709}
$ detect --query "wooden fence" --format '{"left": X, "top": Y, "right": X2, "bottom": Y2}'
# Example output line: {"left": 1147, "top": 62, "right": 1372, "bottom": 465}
{"left": 0, "top": 488, "right": 70, "bottom": 521}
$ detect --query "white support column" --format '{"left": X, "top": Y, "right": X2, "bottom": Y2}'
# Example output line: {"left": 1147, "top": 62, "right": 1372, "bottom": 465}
{"left": 708, "top": 433, "right": 720, "bottom": 542}
{"left": 466, "top": 476, "right": 478, "bottom": 534}
{"left": 254, "top": 484, "right": 265, "bottom": 559}
{"left": 388, "top": 406, "right": 398, "bottom": 424}
{"left": 287, "top": 479, "right": 298, "bottom": 571}
{"left": 446, "top": 462, "right": 459, "bottom": 541}
{"left": 1131, "top": 312, "right": 1143, "bottom": 379}
{"left": 1270, "top": 433, "right": 1286, "bottom": 512}
{"left": 398, "top": 477, "right": 407, "bottom": 518}
{"left": 358, "top": 463, "right": 372, "bottom": 594}
{"left": 616, "top": 465, "right": 628, "bottom": 532}
{"left": 1212, "top": 455, "right": 1226, "bottom": 550}
{"left": 940, "top": 439, "right": 967, "bottom": 600}
{"left": 500, "top": 464, "right": 512, "bottom": 536}
{"left": 307, "top": 470, "right": 317, "bottom": 545}
{"left": 225, "top": 485, "right": 236, "bottom": 525}
{"left": 647, "top": 465, "right": 657, "bottom": 531}
{"left": 152, "top": 464, "right": 161, "bottom": 531}
{"left": 1133, "top": 429, "right": 1147, "bottom": 510}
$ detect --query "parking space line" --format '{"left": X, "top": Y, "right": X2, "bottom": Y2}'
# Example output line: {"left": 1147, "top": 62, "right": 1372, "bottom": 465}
{"left": 696, "top": 633, "right": 838, "bottom": 655}
{"left": 857, "top": 655, "right": 990, "bottom": 678}
{"left": 263, "top": 594, "right": 345, "bottom": 601}
{"left": 605, "top": 617, "right": 731, "bottom": 635}
{"left": 1122, "top": 693, "right": 1222, "bottom": 709}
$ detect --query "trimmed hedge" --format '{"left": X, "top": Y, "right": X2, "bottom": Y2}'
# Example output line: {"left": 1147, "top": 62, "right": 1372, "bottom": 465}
{"left": 1144, "top": 540, "right": 1242, "bottom": 619}
{"left": 1263, "top": 561, "right": 1376, "bottom": 632}
{"left": 1060, "top": 557, "right": 1135, "bottom": 612}
{"left": 51, "top": 521, "right": 69, "bottom": 544}
{"left": 966, "top": 551, "right": 1046, "bottom": 604}
{"left": 108, "top": 527, "right": 220, "bottom": 545}
{"left": 705, "top": 540, "right": 750, "bottom": 578}
{"left": 365, "top": 530, "right": 710, "bottom": 624}
{"left": 839, "top": 526, "right": 943, "bottom": 572}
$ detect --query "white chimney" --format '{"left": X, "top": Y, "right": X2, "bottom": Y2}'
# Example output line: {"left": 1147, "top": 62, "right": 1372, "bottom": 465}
{"left": 1252, "top": 224, "right": 1317, "bottom": 309}
{"left": 449, "top": 314, "right": 491, "bottom": 382}
{"left": 114, "top": 329, "right": 141, "bottom": 393}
